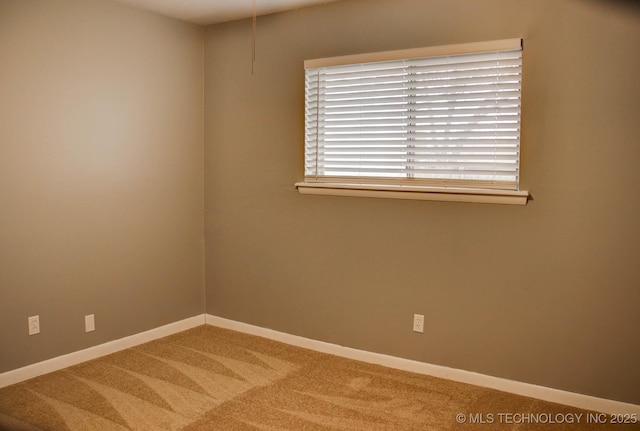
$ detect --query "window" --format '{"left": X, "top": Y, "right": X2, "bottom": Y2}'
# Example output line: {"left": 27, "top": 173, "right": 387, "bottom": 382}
{"left": 296, "top": 39, "right": 529, "bottom": 205}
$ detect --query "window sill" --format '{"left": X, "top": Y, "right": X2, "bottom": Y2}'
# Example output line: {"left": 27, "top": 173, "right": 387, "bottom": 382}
{"left": 295, "top": 182, "right": 529, "bottom": 205}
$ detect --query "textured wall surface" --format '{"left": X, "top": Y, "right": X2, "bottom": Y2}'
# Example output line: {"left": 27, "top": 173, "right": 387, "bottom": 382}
{"left": 204, "top": 0, "right": 640, "bottom": 404}
{"left": 0, "top": 0, "right": 205, "bottom": 372}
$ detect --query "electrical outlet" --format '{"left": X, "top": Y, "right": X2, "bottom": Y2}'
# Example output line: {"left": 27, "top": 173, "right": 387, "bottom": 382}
{"left": 413, "top": 314, "right": 424, "bottom": 333}
{"left": 28, "top": 316, "right": 40, "bottom": 336}
{"left": 85, "top": 314, "right": 95, "bottom": 332}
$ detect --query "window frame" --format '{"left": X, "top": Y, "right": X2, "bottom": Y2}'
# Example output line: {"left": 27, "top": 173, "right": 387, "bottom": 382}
{"left": 296, "top": 39, "right": 529, "bottom": 205}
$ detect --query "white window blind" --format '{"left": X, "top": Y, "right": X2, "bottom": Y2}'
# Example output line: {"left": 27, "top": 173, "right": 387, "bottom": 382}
{"left": 304, "top": 39, "right": 523, "bottom": 191}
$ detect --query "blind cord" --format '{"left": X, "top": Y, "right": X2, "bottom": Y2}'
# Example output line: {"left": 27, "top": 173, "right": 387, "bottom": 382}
{"left": 252, "top": 0, "right": 257, "bottom": 75}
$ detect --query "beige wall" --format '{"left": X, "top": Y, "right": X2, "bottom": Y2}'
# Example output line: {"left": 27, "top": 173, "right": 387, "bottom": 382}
{"left": 0, "top": 0, "right": 204, "bottom": 372}
{"left": 204, "top": 0, "right": 640, "bottom": 404}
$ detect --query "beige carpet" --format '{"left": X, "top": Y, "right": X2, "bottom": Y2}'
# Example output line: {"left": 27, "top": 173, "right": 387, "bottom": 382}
{"left": 0, "top": 325, "right": 637, "bottom": 430}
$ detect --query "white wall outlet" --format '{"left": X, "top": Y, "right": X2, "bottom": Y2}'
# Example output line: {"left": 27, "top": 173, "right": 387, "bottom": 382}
{"left": 28, "top": 315, "right": 40, "bottom": 336}
{"left": 85, "top": 314, "right": 95, "bottom": 332}
{"left": 413, "top": 314, "right": 424, "bottom": 333}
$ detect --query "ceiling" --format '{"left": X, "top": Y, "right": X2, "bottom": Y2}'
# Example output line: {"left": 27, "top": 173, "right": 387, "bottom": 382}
{"left": 113, "top": 0, "right": 344, "bottom": 26}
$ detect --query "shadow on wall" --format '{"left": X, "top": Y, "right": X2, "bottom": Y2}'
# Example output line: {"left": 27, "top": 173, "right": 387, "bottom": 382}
{"left": 585, "top": 0, "right": 640, "bottom": 12}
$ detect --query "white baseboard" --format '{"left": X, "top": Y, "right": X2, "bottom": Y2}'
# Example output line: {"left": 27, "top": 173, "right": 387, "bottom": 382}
{"left": 0, "top": 315, "right": 205, "bottom": 389}
{"left": 205, "top": 314, "right": 640, "bottom": 415}
{"left": 2, "top": 313, "right": 637, "bottom": 416}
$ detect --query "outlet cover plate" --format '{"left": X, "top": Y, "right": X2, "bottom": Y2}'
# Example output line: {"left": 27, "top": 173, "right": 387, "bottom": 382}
{"left": 85, "top": 314, "right": 95, "bottom": 332}
{"left": 413, "top": 314, "right": 424, "bottom": 333}
{"left": 28, "top": 316, "right": 40, "bottom": 336}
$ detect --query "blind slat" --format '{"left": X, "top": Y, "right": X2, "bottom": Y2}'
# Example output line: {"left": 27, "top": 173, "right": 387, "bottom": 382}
{"left": 308, "top": 107, "right": 521, "bottom": 120}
